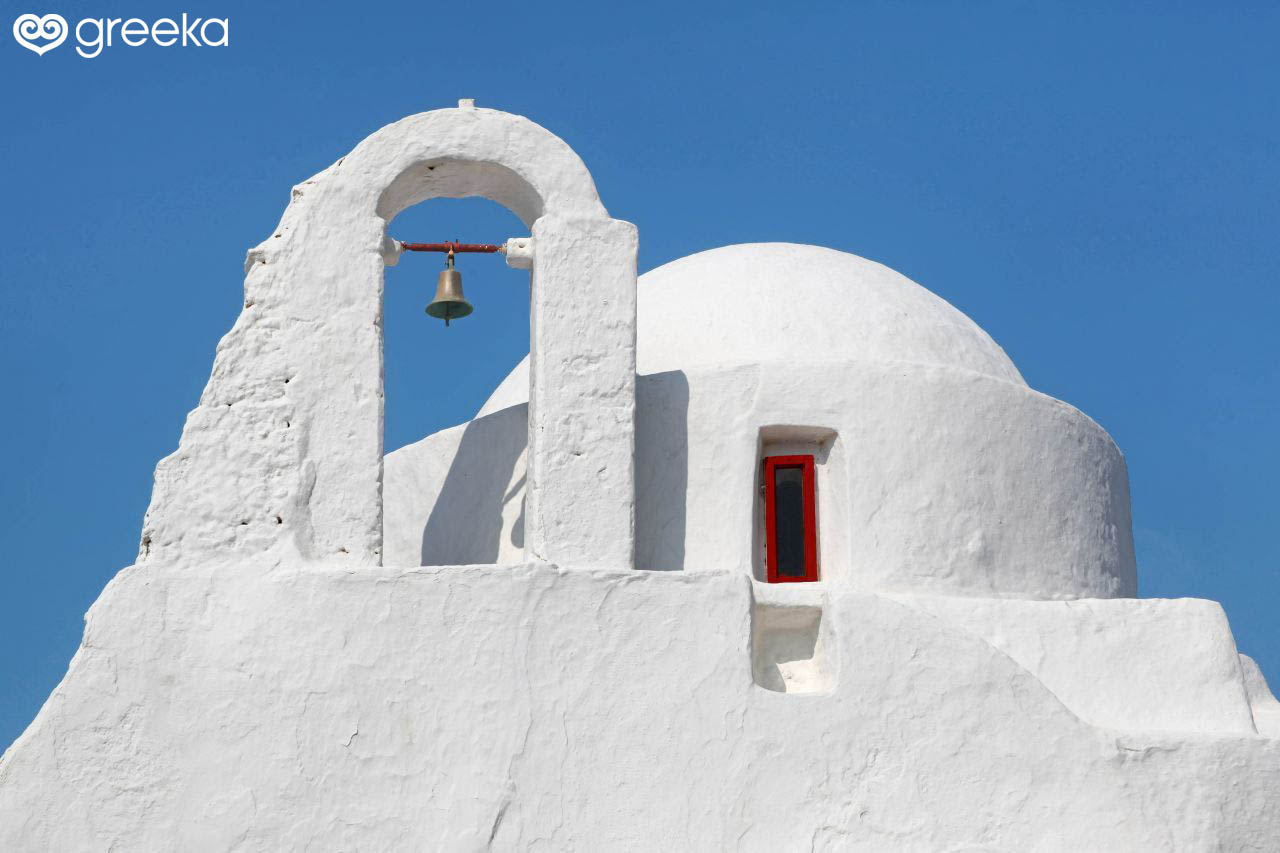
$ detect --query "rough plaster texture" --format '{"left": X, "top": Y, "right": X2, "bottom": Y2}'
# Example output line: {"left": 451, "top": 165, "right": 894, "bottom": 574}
{"left": 892, "top": 594, "right": 1258, "bottom": 734}
{"left": 3, "top": 112, "right": 1279, "bottom": 849}
{"left": 138, "top": 103, "right": 636, "bottom": 571}
{"left": 3, "top": 562, "right": 1279, "bottom": 849}
{"left": 1241, "top": 653, "right": 1280, "bottom": 737}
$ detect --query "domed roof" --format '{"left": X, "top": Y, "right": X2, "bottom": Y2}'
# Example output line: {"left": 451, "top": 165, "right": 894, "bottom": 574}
{"left": 479, "top": 243, "right": 1022, "bottom": 416}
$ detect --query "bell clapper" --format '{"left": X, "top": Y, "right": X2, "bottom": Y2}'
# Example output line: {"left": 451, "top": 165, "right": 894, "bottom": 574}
{"left": 445, "top": 251, "right": 454, "bottom": 328}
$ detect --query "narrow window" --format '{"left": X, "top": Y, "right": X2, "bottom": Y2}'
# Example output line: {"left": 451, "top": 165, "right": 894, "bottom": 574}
{"left": 763, "top": 455, "right": 818, "bottom": 583}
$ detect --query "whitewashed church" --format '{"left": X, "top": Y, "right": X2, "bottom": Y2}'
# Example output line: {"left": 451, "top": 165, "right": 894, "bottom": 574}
{"left": 2, "top": 102, "right": 1278, "bottom": 849}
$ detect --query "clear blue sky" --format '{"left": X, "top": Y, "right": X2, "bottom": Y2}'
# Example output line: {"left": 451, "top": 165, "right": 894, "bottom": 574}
{"left": 2, "top": 1, "right": 1277, "bottom": 750}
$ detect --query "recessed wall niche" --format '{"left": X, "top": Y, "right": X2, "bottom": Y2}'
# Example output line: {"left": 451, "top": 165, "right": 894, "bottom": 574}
{"left": 753, "top": 425, "right": 847, "bottom": 584}
{"left": 750, "top": 586, "right": 836, "bottom": 694}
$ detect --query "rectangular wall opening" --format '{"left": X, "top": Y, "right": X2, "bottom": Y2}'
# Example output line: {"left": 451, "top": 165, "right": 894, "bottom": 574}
{"left": 754, "top": 425, "right": 844, "bottom": 584}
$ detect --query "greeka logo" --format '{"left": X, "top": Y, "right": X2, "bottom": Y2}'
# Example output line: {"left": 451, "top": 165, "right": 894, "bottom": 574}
{"left": 12, "top": 13, "right": 66, "bottom": 55}
{"left": 12, "top": 12, "right": 229, "bottom": 58}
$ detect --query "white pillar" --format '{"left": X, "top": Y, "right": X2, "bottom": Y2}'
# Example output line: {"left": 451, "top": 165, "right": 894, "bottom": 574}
{"left": 526, "top": 216, "right": 638, "bottom": 570}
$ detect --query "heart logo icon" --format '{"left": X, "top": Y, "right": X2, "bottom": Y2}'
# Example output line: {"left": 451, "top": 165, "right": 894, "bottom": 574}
{"left": 13, "top": 13, "right": 68, "bottom": 56}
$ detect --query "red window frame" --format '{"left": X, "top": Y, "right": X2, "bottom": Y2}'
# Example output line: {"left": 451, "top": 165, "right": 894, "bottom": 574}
{"left": 763, "top": 454, "right": 819, "bottom": 583}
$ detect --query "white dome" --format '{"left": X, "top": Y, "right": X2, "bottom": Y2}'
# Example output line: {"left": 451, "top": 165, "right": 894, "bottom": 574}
{"left": 479, "top": 243, "right": 1022, "bottom": 415}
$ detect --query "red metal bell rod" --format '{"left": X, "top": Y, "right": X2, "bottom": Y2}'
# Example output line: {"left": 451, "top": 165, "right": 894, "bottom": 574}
{"left": 399, "top": 241, "right": 504, "bottom": 254}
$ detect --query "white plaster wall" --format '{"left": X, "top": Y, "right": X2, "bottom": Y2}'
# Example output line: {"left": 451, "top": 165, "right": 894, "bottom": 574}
{"left": 524, "top": 216, "right": 637, "bottom": 569}
{"left": 894, "top": 594, "right": 1258, "bottom": 734}
{"left": 437, "top": 243, "right": 1135, "bottom": 597}
{"left": 384, "top": 406, "right": 526, "bottom": 567}
{"left": 3, "top": 560, "right": 1278, "bottom": 850}
{"left": 1241, "top": 653, "right": 1280, "bottom": 737}
{"left": 390, "top": 358, "right": 1134, "bottom": 598}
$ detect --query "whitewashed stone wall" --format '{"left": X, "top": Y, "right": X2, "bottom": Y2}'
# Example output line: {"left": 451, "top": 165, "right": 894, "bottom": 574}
{"left": 137, "top": 103, "right": 637, "bottom": 571}
{"left": 2, "top": 560, "right": 1279, "bottom": 849}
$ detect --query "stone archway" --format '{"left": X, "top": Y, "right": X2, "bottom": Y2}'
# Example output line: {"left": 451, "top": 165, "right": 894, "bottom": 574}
{"left": 138, "top": 102, "right": 637, "bottom": 570}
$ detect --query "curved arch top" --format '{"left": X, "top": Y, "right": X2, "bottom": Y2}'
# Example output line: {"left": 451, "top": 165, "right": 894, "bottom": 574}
{"left": 357, "top": 107, "right": 610, "bottom": 226}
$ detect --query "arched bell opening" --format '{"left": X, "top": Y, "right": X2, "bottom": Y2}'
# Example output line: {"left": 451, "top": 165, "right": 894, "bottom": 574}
{"left": 373, "top": 154, "right": 546, "bottom": 570}
{"left": 380, "top": 195, "right": 533, "bottom": 569}
{"left": 381, "top": 196, "right": 530, "bottom": 455}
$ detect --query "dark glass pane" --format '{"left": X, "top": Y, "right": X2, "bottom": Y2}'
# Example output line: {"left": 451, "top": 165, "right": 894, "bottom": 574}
{"left": 773, "top": 466, "right": 807, "bottom": 577}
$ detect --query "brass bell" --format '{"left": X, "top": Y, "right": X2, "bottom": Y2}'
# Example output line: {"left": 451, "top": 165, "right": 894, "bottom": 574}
{"left": 425, "top": 253, "right": 472, "bottom": 326}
